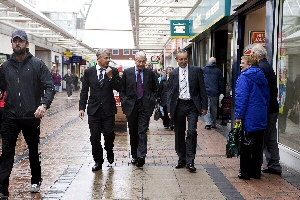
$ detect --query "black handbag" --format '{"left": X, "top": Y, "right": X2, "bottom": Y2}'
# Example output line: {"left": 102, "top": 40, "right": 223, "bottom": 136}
{"left": 288, "top": 104, "right": 299, "bottom": 124}
{"left": 226, "top": 122, "right": 243, "bottom": 158}
{"left": 154, "top": 104, "right": 162, "bottom": 121}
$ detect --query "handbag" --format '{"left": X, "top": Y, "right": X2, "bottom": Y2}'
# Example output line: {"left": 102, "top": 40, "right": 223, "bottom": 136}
{"left": 226, "top": 122, "right": 243, "bottom": 158}
{"left": 154, "top": 104, "right": 162, "bottom": 121}
{"left": 288, "top": 104, "right": 299, "bottom": 124}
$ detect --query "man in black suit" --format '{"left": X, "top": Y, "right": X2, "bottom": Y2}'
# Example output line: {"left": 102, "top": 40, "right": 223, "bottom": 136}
{"left": 120, "top": 51, "right": 158, "bottom": 167}
{"left": 168, "top": 49, "right": 208, "bottom": 172}
{"left": 79, "top": 49, "right": 121, "bottom": 171}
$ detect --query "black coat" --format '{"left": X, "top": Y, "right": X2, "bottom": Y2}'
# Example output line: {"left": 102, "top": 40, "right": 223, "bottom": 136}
{"left": 259, "top": 58, "right": 279, "bottom": 114}
{"left": 120, "top": 67, "right": 158, "bottom": 118}
{"left": 167, "top": 66, "right": 208, "bottom": 118}
{"left": 79, "top": 66, "right": 121, "bottom": 116}
{"left": 158, "top": 75, "right": 169, "bottom": 106}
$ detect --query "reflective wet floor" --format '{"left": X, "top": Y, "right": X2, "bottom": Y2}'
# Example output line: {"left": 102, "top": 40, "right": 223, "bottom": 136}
{"left": 1, "top": 91, "right": 300, "bottom": 199}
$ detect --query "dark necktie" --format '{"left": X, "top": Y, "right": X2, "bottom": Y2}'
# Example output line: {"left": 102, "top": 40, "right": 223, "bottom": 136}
{"left": 137, "top": 69, "right": 144, "bottom": 99}
{"left": 99, "top": 68, "right": 105, "bottom": 87}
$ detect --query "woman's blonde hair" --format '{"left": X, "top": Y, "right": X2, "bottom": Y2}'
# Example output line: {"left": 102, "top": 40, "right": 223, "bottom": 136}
{"left": 241, "top": 54, "right": 259, "bottom": 66}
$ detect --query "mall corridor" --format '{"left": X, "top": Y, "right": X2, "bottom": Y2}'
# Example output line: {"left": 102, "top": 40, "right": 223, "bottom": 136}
{"left": 0, "top": 91, "right": 300, "bottom": 200}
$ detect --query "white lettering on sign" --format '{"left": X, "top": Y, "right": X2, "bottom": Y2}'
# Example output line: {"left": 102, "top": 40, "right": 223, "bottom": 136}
{"left": 193, "top": 14, "right": 202, "bottom": 30}
{"left": 173, "top": 23, "right": 186, "bottom": 34}
{"left": 205, "top": 1, "right": 220, "bottom": 20}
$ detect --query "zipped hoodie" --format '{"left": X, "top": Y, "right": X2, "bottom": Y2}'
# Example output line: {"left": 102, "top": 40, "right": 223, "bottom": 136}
{"left": 235, "top": 66, "right": 270, "bottom": 132}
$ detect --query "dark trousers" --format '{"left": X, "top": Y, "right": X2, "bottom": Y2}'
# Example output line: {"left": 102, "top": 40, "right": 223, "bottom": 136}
{"left": 88, "top": 106, "right": 115, "bottom": 164}
{"left": 66, "top": 84, "right": 73, "bottom": 97}
{"left": 240, "top": 130, "right": 264, "bottom": 179}
{"left": 0, "top": 118, "right": 41, "bottom": 195}
{"left": 174, "top": 99, "right": 199, "bottom": 165}
{"left": 127, "top": 99, "right": 150, "bottom": 158}
{"left": 162, "top": 106, "right": 170, "bottom": 127}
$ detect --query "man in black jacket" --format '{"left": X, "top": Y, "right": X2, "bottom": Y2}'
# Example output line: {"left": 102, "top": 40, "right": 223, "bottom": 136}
{"left": 79, "top": 49, "right": 121, "bottom": 171}
{"left": 252, "top": 44, "right": 282, "bottom": 175}
{"left": 0, "top": 30, "right": 55, "bottom": 198}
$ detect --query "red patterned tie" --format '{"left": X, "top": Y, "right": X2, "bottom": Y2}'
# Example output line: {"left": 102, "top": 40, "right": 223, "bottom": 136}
{"left": 137, "top": 69, "right": 144, "bottom": 99}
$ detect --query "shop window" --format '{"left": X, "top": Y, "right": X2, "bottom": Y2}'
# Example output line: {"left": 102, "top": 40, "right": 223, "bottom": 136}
{"left": 112, "top": 49, "right": 119, "bottom": 55}
{"left": 123, "top": 49, "right": 130, "bottom": 55}
{"left": 277, "top": 0, "right": 300, "bottom": 152}
{"left": 132, "top": 50, "right": 139, "bottom": 55}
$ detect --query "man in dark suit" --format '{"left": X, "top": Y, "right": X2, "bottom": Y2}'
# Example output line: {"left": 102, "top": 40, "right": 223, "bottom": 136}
{"left": 168, "top": 49, "right": 208, "bottom": 172}
{"left": 79, "top": 49, "right": 121, "bottom": 171}
{"left": 120, "top": 51, "right": 158, "bottom": 167}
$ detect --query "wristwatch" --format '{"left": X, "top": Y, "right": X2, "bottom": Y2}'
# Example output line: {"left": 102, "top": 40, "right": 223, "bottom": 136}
{"left": 41, "top": 104, "right": 47, "bottom": 109}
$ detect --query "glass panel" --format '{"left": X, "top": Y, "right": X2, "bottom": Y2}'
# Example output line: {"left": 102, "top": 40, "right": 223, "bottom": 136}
{"left": 124, "top": 49, "right": 130, "bottom": 55}
{"left": 278, "top": 0, "right": 300, "bottom": 152}
{"left": 112, "top": 50, "right": 119, "bottom": 55}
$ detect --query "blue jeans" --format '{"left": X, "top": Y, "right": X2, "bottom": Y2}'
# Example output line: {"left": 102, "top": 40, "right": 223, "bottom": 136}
{"left": 204, "top": 96, "right": 218, "bottom": 126}
{"left": 55, "top": 85, "right": 60, "bottom": 92}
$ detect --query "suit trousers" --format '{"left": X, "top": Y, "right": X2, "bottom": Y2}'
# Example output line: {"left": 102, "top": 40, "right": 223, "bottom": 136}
{"left": 127, "top": 99, "right": 150, "bottom": 158}
{"left": 204, "top": 96, "right": 218, "bottom": 126}
{"left": 162, "top": 106, "right": 170, "bottom": 127}
{"left": 240, "top": 130, "right": 264, "bottom": 179}
{"left": 263, "top": 112, "right": 282, "bottom": 172}
{"left": 66, "top": 84, "right": 73, "bottom": 97}
{"left": 88, "top": 106, "right": 115, "bottom": 164}
{"left": 174, "top": 99, "right": 199, "bottom": 165}
{"left": 0, "top": 118, "right": 41, "bottom": 196}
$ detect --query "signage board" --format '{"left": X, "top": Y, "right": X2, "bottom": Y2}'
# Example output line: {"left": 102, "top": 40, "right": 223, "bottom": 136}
{"left": 250, "top": 31, "right": 265, "bottom": 44}
{"left": 70, "top": 56, "right": 82, "bottom": 63}
{"left": 151, "top": 55, "right": 160, "bottom": 64}
{"left": 64, "top": 52, "right": 73, "bottom": 57}
{"left": 170, "top": 20, "right": 190, "bottom": 38}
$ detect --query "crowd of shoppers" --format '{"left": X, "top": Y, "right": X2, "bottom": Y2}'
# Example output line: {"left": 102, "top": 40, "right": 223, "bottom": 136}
{"left": 0, "top": 30, "right": 286, "bottom": 198}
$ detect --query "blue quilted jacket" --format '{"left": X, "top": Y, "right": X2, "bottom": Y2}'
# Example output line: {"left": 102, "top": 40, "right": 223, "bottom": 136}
{"left": 235, "top": 66, "right": 270, "bottom": 132}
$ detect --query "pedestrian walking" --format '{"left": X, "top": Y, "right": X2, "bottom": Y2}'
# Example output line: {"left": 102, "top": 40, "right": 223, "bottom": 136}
{"left": 73, "top": 73, "right": 79, "bottom": 90}
{"left": 202, "top": 57, "right": 225, "bottom": 129}
{"left": 79, "top": 49, "right": 121, "bottom": 171}
{"left": 0, "top": 29, "right": 55, "bottom": 198}
{"left": 251, "top": 44, "right": 282, "bottom": 175}
{"left": 63, "top": 69, "right": 74, "bottom": 99}
{"left": 236, "top": 54, "right": 270, "bottom": 180}
{"left": 167, "top": 49, "right": 208, "bottom": 172}
{"left": 158, "top": 66, "right": 174, "bottom": 129}
{"left": 120, "top": 51, "right": 158, "bottom": 167}
{"left": 52, "top": 69, "right": 62, "bottom": 92}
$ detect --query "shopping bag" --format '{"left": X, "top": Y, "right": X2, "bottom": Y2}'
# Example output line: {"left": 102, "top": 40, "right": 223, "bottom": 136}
{"left": 288, "top": 104, "right": 299, "bottom": 124}
{"left": 154, "top": 104, "right": 162, "bottom": 121}
{"left": 226, "top": 122, "right": 243, "bottom": 158}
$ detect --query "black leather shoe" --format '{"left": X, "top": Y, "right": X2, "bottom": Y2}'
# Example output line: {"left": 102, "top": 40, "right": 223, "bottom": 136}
{"left": 136, "top": 157, "right": 145, "bottom": 167}
{"left": 261, "top": 168, "right": 282, "bottom": 175}
{"left": 131, "top": 158, "right": 138, "bottom": 165}
{"left": 170, "top": 126, "right": 174, "bottom": 130}
{"left": 238, "top": 173, "right": 250, "bottom": 180}
{"left": 107, "top": 153, "right": 114, "bottom": 164}
{"left": 175, "top": 163, "right": 186, "bottom": 169}
{"left": 186, "top": 164, "right": 196, "bottom": 172}
{"left": 92, "top": 163, "right": 102, "bottom": 171}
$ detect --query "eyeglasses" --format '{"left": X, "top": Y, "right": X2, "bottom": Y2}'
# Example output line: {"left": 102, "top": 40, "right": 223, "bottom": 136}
{"left": 136, "top": 60, "right": 146, "bottom": 64}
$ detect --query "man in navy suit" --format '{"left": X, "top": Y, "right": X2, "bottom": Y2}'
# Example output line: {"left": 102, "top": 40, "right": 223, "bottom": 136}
{"left": 120, "top": 51, "right": 158, "bottom": 167}
{"left": 168, "top": 49, "right": 208, "bottom": 172}
{"left": 79, "top": 49, "right": 121, "bottom": 171}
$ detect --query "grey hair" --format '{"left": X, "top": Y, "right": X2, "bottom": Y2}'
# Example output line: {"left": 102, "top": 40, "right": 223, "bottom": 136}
{"left": 209, "top": 57, "right": 216, "bottom": 63}
{"left": 175, "top": 49, "right": 187, "bottom": 58}
{"left": 96, "top": 49, "right": 111, "bottom": 58}
{"left": 135, "top": 51, "right": 146, "bottom": 59}
{"left": 252, "top": 44, "right": 267, "bottom": 57}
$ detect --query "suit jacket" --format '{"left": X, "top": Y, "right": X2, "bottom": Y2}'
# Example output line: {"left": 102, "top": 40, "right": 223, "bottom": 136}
{"left": 167, "top": 65, "right": 208, "bottom": 118}
{"left": 79, "top": 66, "right": 121, "bottom": 116}
{"left": 120, "top": 67, "right": 158, "bottom": 118}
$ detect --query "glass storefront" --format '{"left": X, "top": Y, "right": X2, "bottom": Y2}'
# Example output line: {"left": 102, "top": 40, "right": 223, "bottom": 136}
{"left": 277, "top": 0, "right": 300, "bottom": 152}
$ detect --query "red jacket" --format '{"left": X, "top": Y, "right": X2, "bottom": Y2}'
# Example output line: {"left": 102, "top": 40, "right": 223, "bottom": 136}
{"left": 0, "top": 92, "right": 6, "bottom": 108}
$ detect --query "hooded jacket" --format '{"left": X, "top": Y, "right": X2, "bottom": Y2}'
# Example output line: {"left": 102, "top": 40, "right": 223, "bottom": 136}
{"left": 0, "top": 52, "right": 55, "bottom": 119}
{"left": 202, "top": 62, "right": 225, "bottom": 97}
{"left": 235, "top": 66, "right": 270, "bottom": 132}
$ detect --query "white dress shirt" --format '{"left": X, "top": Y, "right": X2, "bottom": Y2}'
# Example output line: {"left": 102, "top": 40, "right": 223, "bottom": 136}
{"left": 179, "top": 65, "right": 191, "bottom": 99}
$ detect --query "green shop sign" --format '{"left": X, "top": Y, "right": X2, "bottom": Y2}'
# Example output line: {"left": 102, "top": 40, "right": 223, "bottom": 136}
{"left": 170, "top": 20, "right": 191, "bottom": 38}
{"left": 189, "top": 0, "right": 231, "bottom": 38}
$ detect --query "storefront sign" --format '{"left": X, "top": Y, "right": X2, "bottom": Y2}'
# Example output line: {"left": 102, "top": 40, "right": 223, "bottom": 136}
{"left": 151, "top": 56, "right": 160, "bottom": 64}
{"left": 230, "top": 0, "right": 247, "bottom": 15}
{"left": 189, "top": 0, "right": 230, "bottom": 38}
{"left": 64, "top": 52, "right": 73, "bottom": 57}
{"left": 63, "top": 56, "right": 70, "bottom": 64}
{"left": 170, "top": 20, "right": 190, "bottom": 38}
{"left": 250, "top": 31, "right": 265, "bottom": 44}
{"left": 70, "top": 56, "right": 82, "bottom": 63}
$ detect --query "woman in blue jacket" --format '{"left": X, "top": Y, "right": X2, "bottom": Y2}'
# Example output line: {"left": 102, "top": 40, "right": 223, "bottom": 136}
{"left": 235, "top": 54, "right": 270, "bottom": 180}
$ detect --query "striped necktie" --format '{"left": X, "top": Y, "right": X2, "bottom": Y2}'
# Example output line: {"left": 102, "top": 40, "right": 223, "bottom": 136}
{"left": 179, "top": 69, "right": 187, "bottom": 99}
{"left": 99, "top": 68, "right": 105, "bottom": 87}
